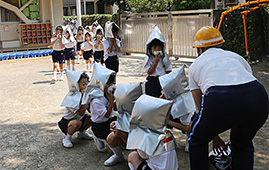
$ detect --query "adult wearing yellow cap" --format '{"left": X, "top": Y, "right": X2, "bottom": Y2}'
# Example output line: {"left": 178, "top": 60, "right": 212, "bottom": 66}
{"left": 188, "top": 26, "right": 268, "bottom": 170}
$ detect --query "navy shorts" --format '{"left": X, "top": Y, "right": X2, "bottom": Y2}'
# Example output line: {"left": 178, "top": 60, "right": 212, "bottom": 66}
{"left": 105, "top": 55, "right": 119, "bottom": 72}
{"left": 91, "top": 116, "right": 117, "bottom": 140}
{"left": 145, "top": 76, "right": 162, "bottom": 97}
{"left": 77, "top": 42, "right": 83, "bottom": 51}
{"left": 64, "top": 48, "right": 75, "bottom": 60}
{"left": 94, "top": 51, "right": 104, "bottom": 64}
{"left": 83, "top": 50, "right": 93, "bottom": 60}
{"left": 52, "top": 50, "right": 64, "bottom": 64}
{"left": 58, "top": 115, "right": 87, "bottom": 135}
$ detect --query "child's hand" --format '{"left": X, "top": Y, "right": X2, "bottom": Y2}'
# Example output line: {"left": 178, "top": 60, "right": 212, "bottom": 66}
{"left": 155, "top": 53, "right": 161, "bottom": 62}
{"left": 110, "top": 121, "right": 116, "bottom": 130}
{"left": 213, "top": 136, "right": 228, "bottom": 155}
{"left": 57, "top": 34, "right": 61, "bottom": 39}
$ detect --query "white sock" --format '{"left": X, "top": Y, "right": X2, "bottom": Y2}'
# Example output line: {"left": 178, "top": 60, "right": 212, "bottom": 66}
{"left": 60, "top": 70, "right": 63, "bottom": 77}
{"left": 109, "top": 145, "right": 123, "bottom": 158}
{"left": 65, "top": 134, "right": 72, "bottom": 140}
{"left": 67, "top": 65, "right": 70, "bottom": 70}
{"left": 53, "top": 71, "right": 57, "bottom": 78}
{"left": 77, "top": 55, "right": 80, "bottom": 61}
{"left": 72, "top": 64, "right": 75, "bottom": 71}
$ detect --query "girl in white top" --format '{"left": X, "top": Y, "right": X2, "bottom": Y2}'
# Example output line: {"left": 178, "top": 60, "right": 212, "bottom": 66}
{"left": 81, "top": 31, "right": 94, "bottom": 71}
{"left": 76, "top": 26, "right": 84, "bottom": 64}
{"left": 93, "top": 25, "right": 105, "bottom": 65}
{"left": 63, "top": 29, "right": 76, "bottom": 71}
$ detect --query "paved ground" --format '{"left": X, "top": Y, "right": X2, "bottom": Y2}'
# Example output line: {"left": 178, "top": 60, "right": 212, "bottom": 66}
{"left": 0, "top": 55, "right": 268, "bottom": 170}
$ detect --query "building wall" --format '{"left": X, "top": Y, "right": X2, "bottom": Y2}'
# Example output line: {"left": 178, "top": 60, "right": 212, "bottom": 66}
{"left": 0, "top": 24, "right": 19, "bottom": 41}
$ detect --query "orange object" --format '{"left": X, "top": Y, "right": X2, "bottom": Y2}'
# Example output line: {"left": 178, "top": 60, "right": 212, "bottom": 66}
{"left": 193, "top": 26, "right": 225, "bottom": 48}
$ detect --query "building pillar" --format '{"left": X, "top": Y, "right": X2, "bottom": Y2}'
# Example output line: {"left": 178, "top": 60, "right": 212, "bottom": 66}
{"left": 76, "top": 0, "right": 82, "bottom": 26}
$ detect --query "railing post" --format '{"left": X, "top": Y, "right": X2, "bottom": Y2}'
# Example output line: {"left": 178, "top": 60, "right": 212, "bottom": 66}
{"left": 168, "top": 11, "right": 173, "bottom": 57}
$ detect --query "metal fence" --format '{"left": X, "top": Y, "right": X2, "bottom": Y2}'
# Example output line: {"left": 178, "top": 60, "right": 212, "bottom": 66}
{"left": 120, "top": 10, "right": 213, "bottom": 58}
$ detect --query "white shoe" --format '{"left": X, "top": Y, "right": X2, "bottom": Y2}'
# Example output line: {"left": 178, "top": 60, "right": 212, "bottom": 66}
{"left": 62, "top": 138, "right": 73, "bottom": 148}
{"left": 93, "top": 136, "right": 107, "bottom": 152}
{"left": 59, "top": 75, "right": 64, "bottom": 81}
{"left": 52, "top": 77, "right": 57, "bottom": 81}
{"left": 77, "top": 131, "right": 93, "bottom": 140}
{"left": 104, "top": 154, "right": 124, "bottom": 166}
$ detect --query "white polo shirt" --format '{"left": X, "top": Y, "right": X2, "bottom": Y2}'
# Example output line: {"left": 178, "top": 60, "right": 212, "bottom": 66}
{"left": 103, "top": 38, "right": 121, "bottom": 61}
{"left": 64, "top": 38, "right": 76, "bottom": 49}
{"left": 144, "top": 56, "right": 172, "bottom": 77}
{"left": 51, "top": 37, "right": 64, "bottom": 51}
{"left": 90, "top": 96, "right": 114, "bottom": 123}
{"left": 63, "top": 107, "right": 82, "bottom": 120}
{"left": 189, "top": 48, "right": 256, "bottom": 94}
{"left": 81, "top": 40, "right": 93, "bottom": 51}
{"left": 93, "top": 39, "right": 104, "bottom": 52}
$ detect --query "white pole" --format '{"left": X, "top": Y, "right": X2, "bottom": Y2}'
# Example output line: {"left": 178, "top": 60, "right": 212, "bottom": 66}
{"left": 84, "top": 0, "right": 86, "bottom": 15}
{"left": 76, "top": 0, "right": 82, "bottom": 26}
{"left": 50, "top": 0, "right": 54, "bottom": 30}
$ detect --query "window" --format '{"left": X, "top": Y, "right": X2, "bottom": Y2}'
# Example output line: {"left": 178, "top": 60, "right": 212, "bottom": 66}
{"left": 0, "top": 7, "right": 20, "bottom": 22}
{"left": 21, "top": 0, "right": 40, "bottom": 20}
{"left": 98, "top": 4, "right": 105, "bottom": 14}
{"left": 86, "top": 2, "right": 94, "bottom": 15}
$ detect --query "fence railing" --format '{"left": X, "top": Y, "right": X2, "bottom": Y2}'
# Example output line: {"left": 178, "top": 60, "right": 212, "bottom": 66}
{"left": 120, "top": 9, "right": 213, "bottom": 58}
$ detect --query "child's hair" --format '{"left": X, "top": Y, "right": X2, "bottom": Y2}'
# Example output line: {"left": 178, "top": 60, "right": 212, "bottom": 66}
{"left": 96, "top": 29, "right": 102, "bottom": 35}
{"left": 78, "top": 72, "right": 89, "bottom": 83}
{"left": 56, "top": 25, "right": 63, "bottom": 31}
{"left": 107, "top": 73, "right": 116, "bottom": 85}
{"left": 112, "top": 23, "right": 118, "bottom": 34}
{"left": 77, "top": 26, "right": 84, "bottom": 31}
{"left": 85, "top": 32, "right": 91, "bottom": 40}
{"left": 147, "top": 39, "right": 164, "bottom": 56}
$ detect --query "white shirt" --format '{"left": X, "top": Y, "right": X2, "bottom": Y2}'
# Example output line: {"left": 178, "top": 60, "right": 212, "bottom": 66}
{"left": 103, "top": 38, "right": 121, "bottom": 61}
{"left": 51, "top": 37, "right": 64, "bottom": 51}
{"left": 137, "top": 149, "right": 178, "bottom": 170}
{"left": 93, "top": 39, "right": 104, "bottom": 51}
{"left": 90, "top": 96, "right": 114, "bottom": 123}
{"left": 63, "top": 107, "right": 82, "bottom": 120}
{"left": 64, "top": 38, "right": 76, "bottom": 49}
{"left": 189, "top": 48, "right": 256, "bottom": 94}
{"left": 81, "top": 40, "right": 93, "bottom": 51}
{"left": 76, "top": 34, "right": 84, "bottom": 42}
{"left": 144, "top": 56, "right": 172, "bottom": 77}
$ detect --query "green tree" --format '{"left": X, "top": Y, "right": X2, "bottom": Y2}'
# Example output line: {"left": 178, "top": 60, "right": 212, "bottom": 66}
{"left": 126, "top": 0, "right": 173, "bottom": 13}
{"left": 172, "top": 0, "right": 211, "bottom": 10}
{"left": 102, "top": 0, "right": 130, "bottom": 11}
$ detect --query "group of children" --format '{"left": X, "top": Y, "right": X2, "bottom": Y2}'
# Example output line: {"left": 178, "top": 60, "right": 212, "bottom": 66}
{"left": 57, "top": 26, "right": 196, "bottom": 170}
{"left": 50, "top": 20, "right": 121, "bottom": 81}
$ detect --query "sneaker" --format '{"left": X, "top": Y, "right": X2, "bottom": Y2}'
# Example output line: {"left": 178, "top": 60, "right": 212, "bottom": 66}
{"left": 104, "top": 154, "right": 124, "bottom": 166}
{"left": 93, "top": 136, "right": 107, "bottom": 152}
{"left": 62, "top": 138, "right": 73, "bottom": 148}
{"left": 52, "top": 77, "right": 57, "bottom": 81}
{"left": 59, "top": 75, "right": 64, "bottom": 81}
{"left": 77, "top": 131, "right": 93, "bottom": 140}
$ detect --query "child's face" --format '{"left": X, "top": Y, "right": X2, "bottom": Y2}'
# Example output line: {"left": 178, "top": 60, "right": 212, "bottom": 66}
{"left": 66, "top": 32, "right": 70, "bottom": 37}
{"left": 78, "top": 30, "right": 83, "bottom": 34}
{"left": 79, "top": 78, "right": 87, "bottom": 93}
{"left": 85, "top": 34, "right": 91, "bottom": 40}
{"left": 86, "top": 28, "right": 90, "bottom": 32}
{"left": 57, "top": 29, "right": 62, "bottom": 35}
{"left": 151, "top": 45, "right": 163, "bottom": 55}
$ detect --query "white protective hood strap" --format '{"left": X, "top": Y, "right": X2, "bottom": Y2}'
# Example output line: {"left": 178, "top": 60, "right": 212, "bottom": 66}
{"left": 144, "top": 26, "right": 171, "bottom": 69}
{"left": 127, "top": 95, "right": 176, "bottom": 156}
{"left": 61, "top": 70, "right": 84, "bottom": 110}
{"left": 82, "top": 63, "right": 115, "bottom": 105}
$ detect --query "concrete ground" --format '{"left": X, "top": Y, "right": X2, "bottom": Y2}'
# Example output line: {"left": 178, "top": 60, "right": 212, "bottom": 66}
{"left": 0, "top": 54, "right": 268, "bottom": 170}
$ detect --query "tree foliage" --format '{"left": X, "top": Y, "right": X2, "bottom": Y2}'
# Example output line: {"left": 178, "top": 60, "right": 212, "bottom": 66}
{"left": 172, "top": 0, "right": 211, "bottom": 10}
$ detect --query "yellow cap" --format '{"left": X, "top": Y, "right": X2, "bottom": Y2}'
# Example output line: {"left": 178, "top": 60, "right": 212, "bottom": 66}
{"left": 193, "top": 26, "right": 225, "bottom": 48}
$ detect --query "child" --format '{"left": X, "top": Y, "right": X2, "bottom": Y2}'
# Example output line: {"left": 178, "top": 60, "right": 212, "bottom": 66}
{"left": 127, "top": 95, "right": 178, "bottom": 170}
{"left": 103, "top": 21, "right": 121, "bottom": 73}
{"left": 85, "top": 26, "right": 91, "bottom": 32}
{"left": 91, "top": 20, "right": 99, "bottom": 35}
{"left": 93, "top": 25, "right": 105, "bottom": 65}
{"left": 58, "top": 70, "right": 93, "bottom": 148}
{"left": 63, "top": 27, "right": 76, "bottom": 71}
{"left": 87, "top": 63, "right": 118, "bottom": 153}
{"left": 81, "top": 31, "right": 94, "bottom": 71}
{"left": 104, "top": 82, "right": 143, "bottom": 166}
{"left": 76, "top": 26, "right": 84, "bottom": 64}
{"left": 159, "top": 65, "right": 196, "bottom": 152}
{"left": 144, "top": 26, "right": 172, "bottom": 97}
{"left": 50, "top": 25, "right": 65, "bottom": 81}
